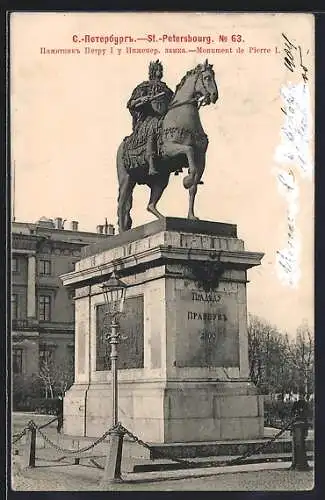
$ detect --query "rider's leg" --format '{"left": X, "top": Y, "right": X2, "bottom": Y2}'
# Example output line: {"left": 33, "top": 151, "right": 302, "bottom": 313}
{"left": 147, "top": 132, "right": 159, "bottom": 176}
{"left": 148, "top": 156, "right": 159, "bottom": 176}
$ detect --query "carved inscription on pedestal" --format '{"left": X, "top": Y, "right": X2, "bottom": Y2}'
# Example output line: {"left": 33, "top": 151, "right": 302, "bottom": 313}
{"left": 175, "top": 289, "right": 239, "bottom": 368}
{"left": 96, "top": 295, "right": 144, "bottom": 371}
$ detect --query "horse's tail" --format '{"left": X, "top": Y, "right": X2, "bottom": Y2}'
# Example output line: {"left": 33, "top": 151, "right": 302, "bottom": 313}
{"left": 117, "top": 141, "right": 134, "bottom": 233}
{"left": 117, "top": 140, "right": 126, "bottom": 188}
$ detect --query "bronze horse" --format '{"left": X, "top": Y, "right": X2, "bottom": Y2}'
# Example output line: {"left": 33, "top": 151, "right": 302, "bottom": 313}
{"left": 117, "top": 60, "right": 218, "bottom": 233}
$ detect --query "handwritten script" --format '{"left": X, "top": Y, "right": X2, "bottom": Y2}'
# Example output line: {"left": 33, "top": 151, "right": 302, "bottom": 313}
{"left": 275, "top": 82, "right": 312, "bottom": 177}
{"left": 274, "top": 34, "right": 312, "bottom": 287}
{"left": 275, "top": 169, "right": 301, "bottom": 287}
{"left": 282, "top": 33, "right": 309, "bottom": 83}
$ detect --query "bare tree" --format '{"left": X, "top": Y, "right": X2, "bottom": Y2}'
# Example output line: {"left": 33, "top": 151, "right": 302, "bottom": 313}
{"left": 288, "top": 320, "right": 314, "bottom": 399}
{"left": 38, "top": 352, "right": 74, "bottom": 398}
{"left": 56, "top": 356, "right": 74, "bottom": 396}
{"left": 248, "top": 315, "right": 290, "bottom": 396}
{"left": 38, "top": 356, "right": 56, "bottom": 399}
{"left": 248, "top": 315, "right": 314, "bottom": 401}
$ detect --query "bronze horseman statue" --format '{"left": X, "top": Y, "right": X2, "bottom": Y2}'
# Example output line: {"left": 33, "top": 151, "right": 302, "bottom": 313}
{"left": 126, "top": 60, "right": 174, "bottom": 176}
{"left": 127, "top": 60, "right": 173, "bottom": 131}
{"left": 117, "top": 59, "right": 219, "bottom": 233}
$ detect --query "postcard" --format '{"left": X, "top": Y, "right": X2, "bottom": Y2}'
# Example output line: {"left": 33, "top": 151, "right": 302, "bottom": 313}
{"left": 10, "top": 12, "right": 314, "bottom": 491}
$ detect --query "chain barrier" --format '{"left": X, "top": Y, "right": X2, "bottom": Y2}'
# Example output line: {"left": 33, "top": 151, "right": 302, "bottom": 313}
{"left": 119, "top": 423, "right": 199, "bottom": 467}
{"left": 12, "top": 416, "right": 296, "bottom": 469}
{"left": 12, "top": 420, "right": 35, "bottom": 445}
{"left": 12, "top": 416, "right": 58, "bottom": 446}
{"left": 225, "top": 418, "right": 294, "bottom": 466}
{"left": 12, "top": 428, "right": 27, "bottom": 445}
{"left": 34, "top": 422, "right": 112, "bottom": 455}
{"left": 118, "top": 417, "right": 296, "bottom": 469}
{"left": 38, "top": 416, "right": 58, "bottom": 429}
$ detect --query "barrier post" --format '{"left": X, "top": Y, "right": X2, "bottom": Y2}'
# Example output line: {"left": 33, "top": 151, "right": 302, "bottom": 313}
{"left": 290, "top": 399, "right": 311, "bottom": 471}
{"left": 100, "top": 426, "right": 125, "bottom": 486}
{"left": 23, "top": 423, "right": 36, "bottom": 468}
{"left": 290, "top": 418, "right": 310, "bottom": 471}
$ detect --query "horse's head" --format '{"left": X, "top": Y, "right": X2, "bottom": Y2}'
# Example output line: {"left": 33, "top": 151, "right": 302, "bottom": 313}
{"left": 169, "top": 60, "right": 218, "bottom": 110}
{"left": 194, "top": 59, "right": 218, "bottom": 106}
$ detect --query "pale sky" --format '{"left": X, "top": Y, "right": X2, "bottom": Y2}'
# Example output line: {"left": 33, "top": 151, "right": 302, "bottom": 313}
{"left": 10, "top": 12, "right": 314, "bottom": 335}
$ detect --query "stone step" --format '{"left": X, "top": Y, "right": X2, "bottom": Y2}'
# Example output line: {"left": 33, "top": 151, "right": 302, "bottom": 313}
{"left": 148, "top": 438, "right": 314, "bottom": 459}
{"left": 132, "top": 451, "right": 315, "bottom": 472}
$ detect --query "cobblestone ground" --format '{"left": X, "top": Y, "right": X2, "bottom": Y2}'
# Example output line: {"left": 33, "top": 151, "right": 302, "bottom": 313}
{"left": 11, "top": 458, "right": 314, "bottom": 492}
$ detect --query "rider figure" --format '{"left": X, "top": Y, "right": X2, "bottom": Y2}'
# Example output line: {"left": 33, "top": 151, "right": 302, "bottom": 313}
{"left": 127, "top": 60, "right": 173, "bottom": 175}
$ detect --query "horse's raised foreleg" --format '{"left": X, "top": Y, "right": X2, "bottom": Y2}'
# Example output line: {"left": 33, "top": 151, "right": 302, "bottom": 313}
{"left": 188, "top": 153, "right": 206, "bottom": 220}
{"left": 182, "top": 146, "right": 197, "bottom": 190}
{"left": 147, "top": 175, "right": 169, "bottom": 220}
{"left": 162, "top": 142, "right": 198, "bottom": 190}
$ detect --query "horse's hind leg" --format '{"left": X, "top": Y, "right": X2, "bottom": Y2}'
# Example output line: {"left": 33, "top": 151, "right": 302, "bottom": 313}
{"left": 117, "top": 175, "right": 136, "bottom": 232}
{"left": 117, "top": 142, "right": 137, "bottom": 233}
{"left": 147, "top": 175, "right": 169, "bottom": 220}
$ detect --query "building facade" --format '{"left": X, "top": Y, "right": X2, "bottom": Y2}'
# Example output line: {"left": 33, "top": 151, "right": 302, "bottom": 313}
{"left": 11, "top": 217, "right": 113, "bottom": 394}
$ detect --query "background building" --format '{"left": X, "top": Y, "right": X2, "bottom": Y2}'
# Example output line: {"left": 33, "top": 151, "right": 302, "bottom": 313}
{"left": 11, "top": 216, "right": 114, "bottom": 396}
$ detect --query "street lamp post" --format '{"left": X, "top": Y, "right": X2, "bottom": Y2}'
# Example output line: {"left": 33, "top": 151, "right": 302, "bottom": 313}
{"left": 100, "top": 271, "right": 127, "bottom": 487}
{"left": 110, "top": 317, "right": 119, "bottom": 428}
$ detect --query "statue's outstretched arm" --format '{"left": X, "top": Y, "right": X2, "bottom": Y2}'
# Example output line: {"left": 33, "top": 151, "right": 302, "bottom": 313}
{"left": 127, "top": 83, "right": 149, "bottom": 110}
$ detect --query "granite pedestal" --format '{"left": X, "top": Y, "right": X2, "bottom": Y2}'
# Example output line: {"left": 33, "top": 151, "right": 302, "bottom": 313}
{"left": 61, "top": 218, "right": 264, "bottom": 443}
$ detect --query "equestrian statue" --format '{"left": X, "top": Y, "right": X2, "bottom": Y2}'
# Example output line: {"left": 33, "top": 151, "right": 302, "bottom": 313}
{"left": 117, "top": 59, "right": 218, "bottom": 233}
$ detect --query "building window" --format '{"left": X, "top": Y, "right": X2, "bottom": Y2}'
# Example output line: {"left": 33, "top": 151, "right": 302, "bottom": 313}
{"left": 39, "top": 259, "right": 51, "bottom": 276}
{"left": 39, "top": 345, "right": 54, "bottom": 367}
{"left": 13, "top": 348, "right": 23, "bottom": 374}
{"left": 11, "top": 294, "right": 18, "bottom": 319}
{"left": 38, "top": 295, "right": 51, "bottom": 321}
{"left": 12, "top": 257, "right": 19, "bottom": 273}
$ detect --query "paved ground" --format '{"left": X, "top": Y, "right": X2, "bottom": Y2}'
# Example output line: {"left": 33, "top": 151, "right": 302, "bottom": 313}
{"left": 10, "top": 412, "right": 315, "bottom": 491}
{"left": 11, "top": 457, "right": 314, "bottom": 491}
